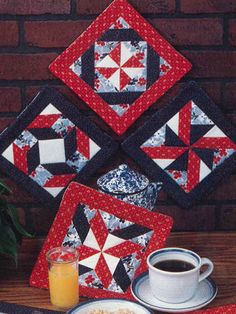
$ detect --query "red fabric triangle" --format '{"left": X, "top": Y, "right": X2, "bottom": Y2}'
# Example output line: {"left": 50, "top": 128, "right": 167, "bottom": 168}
{"left": 97, "top": 67, "right": 118, "bottom": 80}
{"left": 122, "top": 55, "right": 144, "bottom": 68}
{"left": 109, "top": 43, "right": 121, "bottom": 66}
{"left": 120, "top": 68, "right": 132, "bottom": 90}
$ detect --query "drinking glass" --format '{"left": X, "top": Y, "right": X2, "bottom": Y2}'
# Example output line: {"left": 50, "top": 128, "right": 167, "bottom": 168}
{"left": 46, "top": 247, "right": 79, "bottom": 309}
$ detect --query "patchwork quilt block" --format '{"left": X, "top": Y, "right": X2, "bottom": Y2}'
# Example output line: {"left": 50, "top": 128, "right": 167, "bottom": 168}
{"left": 49, "top": 0, "right": 192, "bottom": 135}
{"left": 30, "top": 183, "right": 173, "bottom": 299}
{"left": 122, "top": 82, "right": 236, "bottom": 208}
{"left": 0, "top": 88, "right": 118, "bottom": 208}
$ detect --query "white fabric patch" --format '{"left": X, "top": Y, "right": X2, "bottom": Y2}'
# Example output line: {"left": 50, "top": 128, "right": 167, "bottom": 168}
{"left": 121, "top": 42, "right": 133, "bottom": 65}
{"left": 83, "top": 229, "right": 100, "bottom": 251}
{"left": 109, "top": 69, "right": 120, "bottom": 90}
{"left": 44, "top": 187, "right": 64, "bottom": 197}
{"left": 167, "top": 112, "right": 179, "bottom": 135}
{"left": 154, "top": 158, "right": 175, "bottom": 169}
{"left": 97, "top": 55, "right": 118, "bottom": 68}
{"left": 199, "top": 160, "right": 212, "bottom": 182}
{"left": 89, "top": 139, "right": 100, "bottom": 159}
{"left": 102, "top": 234, "right": 125, "bottom": 251}
{"left": 79, "top": 252, "right": 101, "bottom": 269}
{"left": 103, "top": 253, "right": 120, "bottom": 275}
{"left": 40, "top": 103, "right": 61, "bottom": 115}
{"left": 122, "top": 67, "right": 143, "bottom": 78}
{"left": 2, "top": 144, "right": 13, "bottom": 164}
{"left": 39, "top": 139, "right": 66, "bottom": 164}
{"left": 203, "top": 125, "right": 227, "bottom": 138}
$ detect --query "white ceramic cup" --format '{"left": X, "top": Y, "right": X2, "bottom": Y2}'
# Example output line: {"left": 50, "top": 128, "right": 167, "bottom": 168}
{"left": 147, "top": 247, "right": 214, "bottom": 304}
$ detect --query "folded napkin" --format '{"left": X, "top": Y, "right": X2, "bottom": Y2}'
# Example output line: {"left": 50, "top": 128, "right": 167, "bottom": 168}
{"left": 0, "top": 301, "right": 64, "bottom": 314}
{"left": 192, "top": 304, "right": 236, "bottom": 313}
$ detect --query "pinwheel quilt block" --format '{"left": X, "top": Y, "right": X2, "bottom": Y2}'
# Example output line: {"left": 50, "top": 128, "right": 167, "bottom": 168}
{"left": 122, "top": 82, "right": 236, "bottom": 208}
{"left": 0, "top": 88, "right": 118, "bottom": 208}
{"left": 49, "top": 0, "right": 192, "bottom": 135}
{"left": 30, "top": 183, "right": 173, "bottom": 299}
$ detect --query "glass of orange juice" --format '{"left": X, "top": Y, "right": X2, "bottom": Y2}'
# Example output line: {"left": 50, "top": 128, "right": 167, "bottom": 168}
{"left": 46, "top": 247, "right": 79, "bottom": 309}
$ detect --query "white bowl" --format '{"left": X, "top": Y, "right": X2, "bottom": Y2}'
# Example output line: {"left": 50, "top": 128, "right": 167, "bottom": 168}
{"left": 67, "top": 298, "right": 154, "bottom": 314}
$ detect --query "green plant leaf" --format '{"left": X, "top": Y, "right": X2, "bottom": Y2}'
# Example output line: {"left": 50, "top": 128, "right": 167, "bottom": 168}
{"left": 0, "top": 225, "right": 17, "bottom": 265}
{"left": 6, "top": 204, "right": 32, "bottom": 238}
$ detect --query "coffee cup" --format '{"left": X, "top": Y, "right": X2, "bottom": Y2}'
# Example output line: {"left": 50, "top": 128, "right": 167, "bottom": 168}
{"left": 147, "top": 247, "right": 214, "bottom": 304}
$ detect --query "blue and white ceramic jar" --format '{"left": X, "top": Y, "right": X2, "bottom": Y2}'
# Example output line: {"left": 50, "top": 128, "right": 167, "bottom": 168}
{"left": 97, "top": 164, "right": 162, "bottom": 210}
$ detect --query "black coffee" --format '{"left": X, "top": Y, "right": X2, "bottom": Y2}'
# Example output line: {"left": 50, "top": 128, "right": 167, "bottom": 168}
{"left": 153, "top": 259, "right": 195, "bottom": 272}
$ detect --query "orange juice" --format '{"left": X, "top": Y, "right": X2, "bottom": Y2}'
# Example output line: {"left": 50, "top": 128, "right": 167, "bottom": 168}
{"left": 46, "top": 247, "right": 79, "bottom": 309}
{"left": 48, "top": 263, "right": 79, "bottom": 308}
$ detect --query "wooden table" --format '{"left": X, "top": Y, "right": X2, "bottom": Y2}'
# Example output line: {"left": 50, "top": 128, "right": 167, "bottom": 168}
{"left": 0, "top": 232, "right": 236, "bottom": 313}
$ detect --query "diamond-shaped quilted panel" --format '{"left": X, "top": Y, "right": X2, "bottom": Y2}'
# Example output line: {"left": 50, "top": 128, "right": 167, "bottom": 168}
{"left": 49, "top": 0, "right": 191, "bottom": 135}
{"left": 30, "top": 183, "right": 173, "bottom": 299}
{"left": 122, "top": 82, "right": 236, "bottom": 208}
{"left": 0, "top": 88, "right": 118, "bottom": 208}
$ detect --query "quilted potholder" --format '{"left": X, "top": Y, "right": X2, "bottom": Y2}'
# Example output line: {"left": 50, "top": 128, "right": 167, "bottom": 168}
{"left": 49, "top": 0, "right": 191, "bottom": 135}
{"left": 30, "top": 183, "right": 173, "bottom": 300}
{"left": 192, "top": 304, "right": 236, "bottom": 313}
{"left": 122, "top": 82, "right": 236, "bottom": 208}
{"left": 0, "top": 88, "right": 118, "bottom": 208}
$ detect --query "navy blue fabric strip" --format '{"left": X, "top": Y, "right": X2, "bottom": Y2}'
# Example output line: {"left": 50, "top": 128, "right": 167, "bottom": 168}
{"left": 99, "top": 29, "right": 143, "bottom": 42}
{"left": 146, "top": 45, "right": 160, "bottom": 88}
{"left": 111, "top": 224, "right": 151, "bottom": 240}
{"left": 193, "top": 148, "right": 216, "bottom": 170}
{"left": 190, "top": 124, "right": 213, "bottom": 145}
{"left": 28, "top": 128, "right": 61, "bottom": 140}
{"left": 78, "top": 265, "right": 93, "bottom": 276}
{"left": 165, "top": 125, "right": 187, "bottom": 147}
{"left": 113, "top": 260, "right": 131, "bottom": 292}
{"left": 81, "top": 45, "right": 95, "bottom": 89}
{"left": 64, "top": 128, "right": 77, "bottom": 160}
{"left": 43, "top": 163, "right": 75, "bottom": 175}
{"left": 73, "top": 204, "right": 90, "bottom": 243}
{"left": 166, "top": 150, "right": 189, "bottom": 171}
{"left": 27, "top": 142, "right": 40, "bottom": 174}
{"left": 98, "top": 91, "right": 142, "bottom": 105}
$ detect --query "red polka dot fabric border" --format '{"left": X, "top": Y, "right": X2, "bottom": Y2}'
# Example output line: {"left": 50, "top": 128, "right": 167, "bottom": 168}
{"left": 192, "top": 304, "right": 236, "bottom": 314}
{"left": 122, "top": 81, "right": 236, "bottom": 208}
{"left": 30, "top": 182, "right": 173, "bottom": 300}
{"left": 49, "top": 0, "right": 192, "bottom": 135}
{"left": 0, "top": 87, "right": 118, "bottom": 209}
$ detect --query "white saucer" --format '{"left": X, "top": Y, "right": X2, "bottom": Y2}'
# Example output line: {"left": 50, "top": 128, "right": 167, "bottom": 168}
{"left": 131, "top": 272, "right": 218, "bottom": 313}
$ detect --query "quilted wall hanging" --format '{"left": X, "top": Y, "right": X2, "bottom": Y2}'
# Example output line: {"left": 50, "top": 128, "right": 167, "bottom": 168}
{"left": 30, "top": 183, "right": 173, "bottom": 300}
{"left": 122, "top": 81, "right": 236, "bottom": 208}
{"left": 49, "top": 0, "right": 192, "bottom": 135}
{"left": 0, "top": 88, "right": 118, "bottom": 208}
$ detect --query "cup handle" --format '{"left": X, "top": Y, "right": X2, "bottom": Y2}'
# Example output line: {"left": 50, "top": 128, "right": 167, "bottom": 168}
{"left": 199, "top": 257, "right": 214, "bottom": 282}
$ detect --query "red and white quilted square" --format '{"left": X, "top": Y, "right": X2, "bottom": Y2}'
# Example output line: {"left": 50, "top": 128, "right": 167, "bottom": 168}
{"left": 49, "top": 0, "right": 192, "bottom": 135}
{"left": 30, "top": 183, "right": 173, "bottom": 299}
